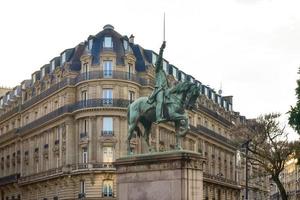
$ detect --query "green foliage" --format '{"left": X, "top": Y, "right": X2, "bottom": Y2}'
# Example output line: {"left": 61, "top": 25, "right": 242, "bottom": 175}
{"left": 288, "top": 68, "right": 300, "bottom": 135}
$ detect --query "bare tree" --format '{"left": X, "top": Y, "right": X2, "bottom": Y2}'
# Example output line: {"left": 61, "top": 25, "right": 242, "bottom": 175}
{"left": 232, "top": 113, "right": 298, "bottom": 200}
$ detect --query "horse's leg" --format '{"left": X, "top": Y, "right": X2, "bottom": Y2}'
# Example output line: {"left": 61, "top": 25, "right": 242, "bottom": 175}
{"left": 144, "top": 123, "right": 153, "bottom": 152}
{"left": 175, "top": 120, "right": 182, "bottom": 150}
{"left": 127, "top": 123, "right": 136, "bottom": 154}
{"left": 140, "top": 119, "right": 153, "bottom": 153}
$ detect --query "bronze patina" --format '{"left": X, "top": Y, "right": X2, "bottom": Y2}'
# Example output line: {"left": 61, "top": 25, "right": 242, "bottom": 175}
{"left": 127, "top": 42, "right": 200, "bottom": 154}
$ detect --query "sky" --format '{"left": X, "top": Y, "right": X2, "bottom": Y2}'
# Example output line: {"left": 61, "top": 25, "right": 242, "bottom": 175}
{"left": 0, "top": 0, "right": 299, "bottom": 139}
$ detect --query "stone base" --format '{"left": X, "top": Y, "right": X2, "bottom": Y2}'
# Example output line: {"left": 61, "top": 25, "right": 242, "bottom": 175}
{"left": 115, "top": 150, "right": 205, "bottom": 200}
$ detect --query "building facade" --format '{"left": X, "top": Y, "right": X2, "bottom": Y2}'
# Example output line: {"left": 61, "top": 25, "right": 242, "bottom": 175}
{"left": 270, "top": 156, "right": 300, "bottom": 200}
{"left": 0, "top": 25, "right": 268, "bottom": 200}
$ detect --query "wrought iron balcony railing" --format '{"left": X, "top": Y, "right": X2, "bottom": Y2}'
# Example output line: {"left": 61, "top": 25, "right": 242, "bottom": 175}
{"left": 0, "top": 70, "right": 152, "bottom": 123}
{"left": 0, "top": 173, "right": 20, "bottom": 186}
{"left": 18, "top": 98, "right": 129, "bottom": 135}
{"left": 101, "top": 131, "right": 114, "bottom": 137}
{"left": 75, "top": 70, "right": 151, "bottom": 86}
{"left": 190, "top": 125, "right": 237, "bottom": 148}
{"left": 80, "top": 132, "right": 88, "bottom": 139}
{"left": 71, "top": 162, "right": 115, "bottom": 170}
{"left": 203, "top": 172, "right": 237, "bottom": 186}
{"left": 18, "top": 162, "right": 114, "bottom": 184}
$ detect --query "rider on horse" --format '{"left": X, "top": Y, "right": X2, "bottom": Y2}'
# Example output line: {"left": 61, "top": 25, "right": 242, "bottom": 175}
{"left": 147, "top": 41, "right": 169, "bottom": 123}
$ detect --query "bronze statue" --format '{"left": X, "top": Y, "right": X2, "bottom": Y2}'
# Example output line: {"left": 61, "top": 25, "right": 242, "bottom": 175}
{"left": 147, "top": 41, "right": 168, "bottom": 123}
{"left": 127, "top": 42, "right": 200, "bottom": 154}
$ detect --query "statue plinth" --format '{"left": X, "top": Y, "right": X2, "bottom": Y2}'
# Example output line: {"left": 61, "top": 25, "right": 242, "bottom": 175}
{"left": 115, "top": 151, "right": 205, "bottom": 200}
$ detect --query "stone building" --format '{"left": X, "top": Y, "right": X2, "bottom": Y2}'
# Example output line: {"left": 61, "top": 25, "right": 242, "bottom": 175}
{"left": 0, "top": 25, "right": 268, "bottom": 200}
{"left": 269, "top": 156, "right": 300, "bottom": 200}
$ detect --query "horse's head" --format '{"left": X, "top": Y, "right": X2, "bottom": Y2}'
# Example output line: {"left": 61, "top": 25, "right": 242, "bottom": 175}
{"left": 185, "top": 84, "right": 200, "bottom": 110}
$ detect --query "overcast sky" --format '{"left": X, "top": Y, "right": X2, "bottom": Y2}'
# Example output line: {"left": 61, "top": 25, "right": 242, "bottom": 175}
{"left": 0, "top": 0, "right": 299, "bottom": 139}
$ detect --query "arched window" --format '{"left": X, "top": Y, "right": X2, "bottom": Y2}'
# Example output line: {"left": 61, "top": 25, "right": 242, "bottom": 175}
{"left": 103, "top": 180, "right": 113, "bottom": 197}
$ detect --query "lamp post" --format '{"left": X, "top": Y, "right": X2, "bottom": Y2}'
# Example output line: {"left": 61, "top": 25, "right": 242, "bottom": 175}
{"left": 241, "top": 140, "right": 251, "bottom": 200}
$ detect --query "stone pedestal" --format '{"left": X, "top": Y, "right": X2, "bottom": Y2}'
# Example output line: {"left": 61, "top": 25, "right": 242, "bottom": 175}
{"left": 115, "top": 151, "right": 205, "bottom": 200}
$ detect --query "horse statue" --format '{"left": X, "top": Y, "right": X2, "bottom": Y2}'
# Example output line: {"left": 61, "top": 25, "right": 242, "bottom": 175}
{"left": 127, "top": 81, "right": 200, "bottom": 154}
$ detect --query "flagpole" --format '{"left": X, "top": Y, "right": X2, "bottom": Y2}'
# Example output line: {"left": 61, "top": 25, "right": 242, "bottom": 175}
{"left": 163, "top": 12, "right": 166, "bottom": 42}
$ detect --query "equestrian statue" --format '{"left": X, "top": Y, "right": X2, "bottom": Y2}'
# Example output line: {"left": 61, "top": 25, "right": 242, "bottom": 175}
{"left": 127, "top": 41, "right": 200, "bottom": 154}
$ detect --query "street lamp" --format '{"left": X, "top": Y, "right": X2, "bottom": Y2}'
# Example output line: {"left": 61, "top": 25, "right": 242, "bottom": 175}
{"left": 241, "top": 140, "right": 251, "bottom": 200}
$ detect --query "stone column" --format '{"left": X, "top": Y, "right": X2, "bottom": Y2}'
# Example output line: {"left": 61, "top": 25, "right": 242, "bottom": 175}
{"left": 116, "top": 151, "right": 205, "bottom": 200}
{"left": 65, "top": 117, "right": 75, "bottom": 165}
{"left": 90, "top": 116, "right": 97, "bottom": 162}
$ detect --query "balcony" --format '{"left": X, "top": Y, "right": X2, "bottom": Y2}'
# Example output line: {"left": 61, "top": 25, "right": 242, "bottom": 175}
{"left": 0, "top": 173, "right": 20, "bottom": 186}
{"left": 101, "top": 131, "right": 114, "bottom": 137}
{"left": 18, "top": 99, "right": 129, "bottom": 135}
{"left": 80, "top": 132, "right": 88, "bottom": 138}
{"left": 0, "top": 70, "right": 153, "bottom": 122}
{"left": 190, "top": 125, "right": 237, "bottom": 149}
{"left": 203, "top": 172, "right": 238, "bottom": 188}
{"left": 18, "top": 163, "right": 114, "bottom": 185}
{"left": 19, "top": 167, "right": 63, "bottom": 185}
{"left": 75, "top": 70, "right": 151, "bottom": 86}
{"left": 71, "top": 162, "right": 115, "bottom": 171}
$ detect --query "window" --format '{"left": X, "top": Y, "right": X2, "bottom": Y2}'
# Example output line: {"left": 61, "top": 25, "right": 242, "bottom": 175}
{"left": 102, "top": 89, "right": 113, "bottom": 104}
{"left": 88, "top": 39, "right": 93, "bottom": 50}
{"left": 41, "top": 68, "right": 45, "bottom": 78}
{"left": 51, "top": 60, "right": 56, "bottom": 72}
{"left": 163, "top": 60, "right": 168, "bottom": 72}
{"left": 103, "top": 117, "right": 113, "bottom": 136}
{"left": 172, "top": 67, "right": 177, "bottom": 79}
{"left": 61, "top": 52, "right": 66, "bottom": 64}
{"left": 128, "top": 63, "right": 133, "bottom": 79}
{"left": 128, "top": 91, "right": 135, "bottom": 103}
{"left": 103, "top": 180, "right": 113, "bottom": 197}
{"left": 83, "top": 62, "right": 88, "bottom": 79}
{"left": 80, "top": 180, "right": 85, "bottom": 194}
{"left": 123, "top": 40, "right": 128, "bottom": 50}
{"left": 103, "top": 37, "right": 113, "bottom": 48}
{"left": 152, "top": 53, "right": 157, "bottom": 65}
{"left": 82, "top": 147, "right": 88, "bottom": 163}
{"left": 103, "top": 61, "right": 112, "bottom": 77}
{"left": 32, "top": 74, "right": 36, "bottom": 83}
{"left": 81, "top": 90, "right": 87, "bottom": 107}
{"left": 103, "top": 147, "right": 113, "bottom": 163}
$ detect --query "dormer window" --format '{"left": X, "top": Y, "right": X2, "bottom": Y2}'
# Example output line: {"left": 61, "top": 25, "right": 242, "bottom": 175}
{"left": 88, "top": 39, "right": 93, "bottom": 50}
{"left": 204, "top": 87, "right": 209, "bottom": 96}
{"left": 41, "top": 68, "right": 45, "bottom": 78}
{"left": 181, "top": 73, "right": 186, "bottom": 81}
{"left": 14, "top": 88, "right": 18, "bottom": 96}
{"left": 163, "top": 60, "right": 168, "bottom": 72}
{"left": 61, "top": 52, "right": 66, "bottom": 64}
{"left": 223, "top": 99, "right": 227, "bottom": 108}
{"left": 32, "top": 74, "right": 36, "bottom": 83}
{"left": 172, "top": 67, "right": 177, "bottom": 79}
{"left": 123, "top": 40, "right": 128, "bottom": 50}
{"left": 51, "top": 60, "right": 56, "bottom": 72}
{"left": 217, "top": 96, "right": 221, "bottom": 105}
{"left": 103, "top": 37, "right": 113, "bottom": 48}
{"left": 152, "top": 53, "right": 157, "bottom": 65}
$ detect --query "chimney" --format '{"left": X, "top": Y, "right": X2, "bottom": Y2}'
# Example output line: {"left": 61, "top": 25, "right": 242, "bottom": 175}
{"left": 129, "top": 34, "right": 135, "bottom": 44}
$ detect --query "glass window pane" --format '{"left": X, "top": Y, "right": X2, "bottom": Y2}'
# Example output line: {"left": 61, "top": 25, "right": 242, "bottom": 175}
{"left": 103, "top": 117, "right": 113, "bottom": 131}
{"left": 104, "top": 37, "right": 113, "bottom": 48}
{"left": 102, "top": 89, "right": 113, "bottom": 99}
{"left": 103, "top": 147, "right": 113, "bottom": 162}
{"left": 103, "top": 61, "right": 112, "bottom": 77}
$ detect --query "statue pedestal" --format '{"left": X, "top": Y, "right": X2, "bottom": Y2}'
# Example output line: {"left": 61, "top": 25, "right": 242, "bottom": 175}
{"left": 115, "top": 151, "right": 205, "bottom": 200}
